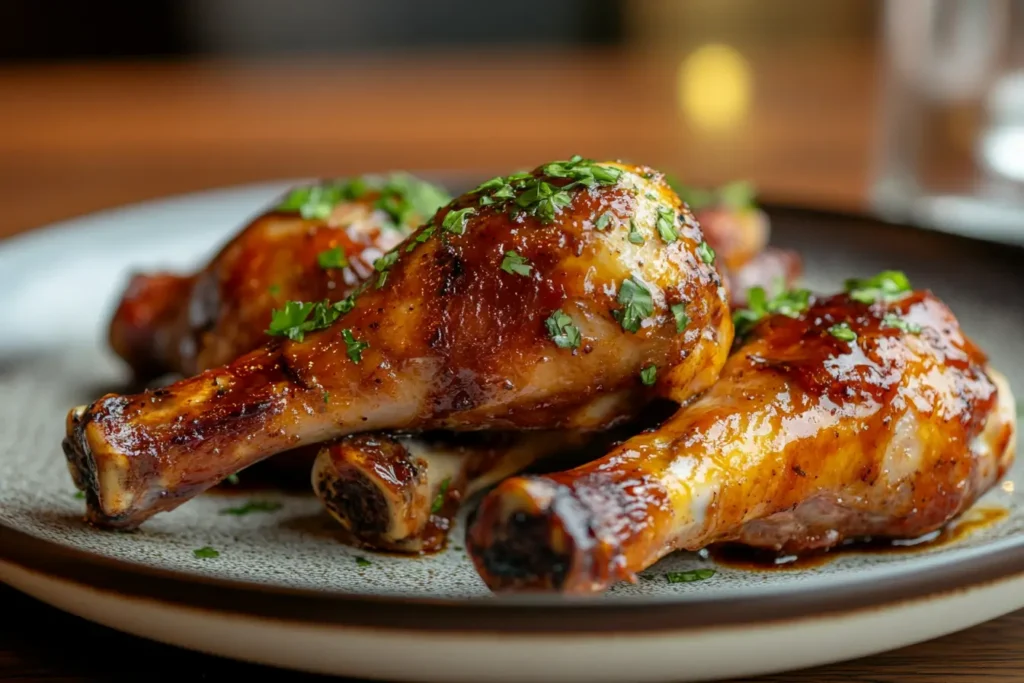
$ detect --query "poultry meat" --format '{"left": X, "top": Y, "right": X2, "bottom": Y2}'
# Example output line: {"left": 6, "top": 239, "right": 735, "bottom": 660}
{"left": 108, "top": 173, "right": 451, "bottom": 381}
{"left": 63, "top": 157, "right": 734, "bottom": 530}
{"left": 467, "top": 272, "right": 1017, "bottom": 594}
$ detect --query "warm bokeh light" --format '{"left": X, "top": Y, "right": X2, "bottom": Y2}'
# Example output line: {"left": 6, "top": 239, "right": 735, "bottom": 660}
{"left": 677, "top": 43, "right": 752, "bottom": 132}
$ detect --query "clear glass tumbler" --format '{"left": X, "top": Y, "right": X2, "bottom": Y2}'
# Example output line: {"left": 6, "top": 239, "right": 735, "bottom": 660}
{"left": 870, "top": 0, "right": 1024, "bottom": 245}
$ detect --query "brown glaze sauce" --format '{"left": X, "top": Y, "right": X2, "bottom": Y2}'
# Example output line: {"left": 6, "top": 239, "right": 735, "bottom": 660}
{"left": 705, "top": 506, "right": 1009, "bottom": 571}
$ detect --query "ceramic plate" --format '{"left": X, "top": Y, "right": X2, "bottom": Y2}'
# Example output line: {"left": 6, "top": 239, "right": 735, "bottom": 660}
{"left": 0, "top": 177, "right": 1022, "bottom": 683}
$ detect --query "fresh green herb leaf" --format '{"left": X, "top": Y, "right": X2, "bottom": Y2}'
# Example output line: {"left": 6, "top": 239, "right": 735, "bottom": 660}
{"left": 441, "top": 207, "right": 475, "bottom": 235}
{"left": 219, "top": 500, "right": 283, "bottom": 516}
{"left": 266, "top": 301, "right": 318, "bottom": 341}
{"left": 665, "top": 568, "right": 716, "bottom": 583}
{"left": 355, "top": 556, "right": 372, "bottom": 567}
{"left": 73, "top": 490, "right": 85, "bottom": 499}
{"left": 268, "top": 283, "right": 281, "bottom": 296}
{"left": 373, "top": 173, "right": 453, "bottom": 228}
{"left": 545, "top": 310, "right": 583, "bottom": 349}
{"left": 473, "top": 176, "right": 506, "bottom": 193}
{"left": 500, "top": 250, "right": 533, "bottom": 276}
{"left": 656, "top": 206, "right": 678, "bottom": 243}
{"left": 193, "top": 546, "right": 219, "bottom": 559}
{"left": 595, "top": 212, "right": 612, "bottom": 230}
{"left": 341, "top": 329, "right": 369, "bottom": 363}
{"left": 716, "top": 180, "right": 757, "bottom": 210}
{"left": 322, "top": 389, "right": 330, "bottom": 404}
{"left": 615, "top": 277, "right": 654, "bottom": 333}
{"left": 664, "top": 176, "right": 757, "bottom": 212}
{"left": 881, "top": 312, "right": 922, "bottom": 334}
{"left": 225, "top": 473, "right": 240, "bottom": 485}
{"left": 374, "top": 251, "right": 399, "bottom": 272}
{"left": 317, "top": 246, "right": 349, "bottom": 270}
{"left": 828, "top": 322, "right": 857, "bottom": 342}
{"left": 277, "top": 184, "right": 344, "bottom": 220}
{"left": 266, "top": 295, "right": 359, "bottom": 341}
{"left": 277, "top": 174, "right": 450, "bottom": 229}
{"left": 671, "top": 183, "right": 716, "bottom": 212}
{"left": 844, "top": 270, "right": 913, "bottom": 304}
{"left": 373, "top": 250, "right": 400, "bottom": 289}
{"left": 697, "top": 241, "right": 716, "bottom": 265}
{"left": 431, "top": 477, "right": 452, "bottom": 514}
{"left": 732, "top": 286, "right": 812, "bottom": 338}
{"left": 671, "top": 303, "right": 690, "bottom": 333}
{"left": 472, "top": 157, "right": 621, "bottom": 224}
{"left": 627, "top": 218, "right": 644, "bottom": 245}
{"left": 640, "top": 365, "right": 657, "bottom": 386}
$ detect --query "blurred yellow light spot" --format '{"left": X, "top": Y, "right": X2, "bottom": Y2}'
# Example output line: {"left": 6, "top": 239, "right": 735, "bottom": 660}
{"left": 1002, "top": 480, "right": 1015, "bottom": 493}
{"left": 678, "top": 44, "right": 752, "bottom": 132}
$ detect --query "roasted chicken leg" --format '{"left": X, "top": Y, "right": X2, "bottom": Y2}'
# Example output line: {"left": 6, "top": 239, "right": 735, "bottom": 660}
{"left": 64, "top": 157, "right": 734, "bottom": 529}
{"left": 467, "top": 274, "right": 1016, "bottom": 594}
{"left": 109, "top": 173, "right": 451, "bottom": 380}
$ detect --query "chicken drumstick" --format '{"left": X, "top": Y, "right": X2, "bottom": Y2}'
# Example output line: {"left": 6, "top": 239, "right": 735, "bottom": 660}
{"left": 64, "top": 157, "right": 734, "bottom": 530}
{"left": 467, "top": 273, "right": 1017, "bottom": 594}
{"left": 109, "top": 173, "right": 450, "bottom": 380}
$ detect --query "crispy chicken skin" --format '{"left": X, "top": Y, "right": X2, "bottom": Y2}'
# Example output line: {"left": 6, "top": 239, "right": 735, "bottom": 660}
{"left": 64, "top": 159, "right": 734, "bottom": 530}
{"left": 466, "top": 287, "right": 1016, "bottom": 594}
{"left": 108, "top": 173, "right": 450, "bottom": 380}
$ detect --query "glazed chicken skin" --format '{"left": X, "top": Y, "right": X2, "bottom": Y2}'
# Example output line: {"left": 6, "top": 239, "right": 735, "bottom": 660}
{"left": 467, "top": 276, "right": 1016, "bottom": 594}
{"left": 109, "top": 173, "right": 450, "bottom": 380}
{"left": 64, "top": 157, "right": 734, "bottom": 530}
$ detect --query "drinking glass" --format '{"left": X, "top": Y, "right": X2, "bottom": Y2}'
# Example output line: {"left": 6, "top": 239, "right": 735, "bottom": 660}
{"left": 870, "top": 0, "right": 1024, "bottom": 244}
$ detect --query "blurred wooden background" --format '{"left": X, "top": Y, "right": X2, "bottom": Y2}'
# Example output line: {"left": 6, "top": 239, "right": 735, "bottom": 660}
{"left": 0, "top": 0, "right": 882, "bottom": 239}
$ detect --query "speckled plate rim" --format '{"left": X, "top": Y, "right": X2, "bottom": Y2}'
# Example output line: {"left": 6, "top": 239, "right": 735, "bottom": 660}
{"left": 1, "top": 178, "right": 1023, "bottom": 637}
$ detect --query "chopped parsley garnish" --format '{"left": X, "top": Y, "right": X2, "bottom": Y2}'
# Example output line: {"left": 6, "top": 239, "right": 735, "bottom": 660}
{"left": 193, "top": 546, "right": 219, "bottom": 559}
{"left": 656, "top": 206, "right": 678, "bottom": 243}
{"left": 828, "top": 322, "right": 857, "bottom": 342}
{"left": 640, "top": 365, "right": 657, "bottom": 386}
{"left": 373, "top": 250, "right": 400, "bottom": 289}
{"left": 627, "top": 218, "right": 645, "bottom": 245}
{"left": 341, "top": 329, "right": 369, "bottom": 363}
{"left": 373, "top": 172, "right": 452, "bottom": 227}
{"left": 545, "top": 310, "right": 583, "bottom": 349}
{"left": 595, "top": 212, "right": 612, "bottom": 230}
{"left": 844, "top": 270, "right": 913, "bottom": 304}
{"left": 441, "top": 207, "right": 475, "bottom": 235}
{"left": 276, "top": 174, "right": 450, "bottom": 230}
{"left": 322, "top": 390, "right": 330, "bottom": 404}
{"left": 317, "top": 246, "right": 349, "bottom": 270}
{"left": 73, "top": 490, "right": 85, "bottom": 499}
{"left": 268, "top": 283, "right": 281, "bottom": 296}
{"left": 470, "top": 156, "right": 622, "bottom": 224}
{"left": 665, "top": 568, "right": 716, "bottom": 583}
{"left": 220, "top": 500, "right": 283, "bottom": 516}
{"left": 266, "top": 298, "right": 352, "bottom": 342}
{"left": 355, "top": 556, "right": 372, "bottom": 567}
{"left": 732, "top": 286, "right": 812, "bottom": 337}
{"left": 671, "top": 303, "right": 690, "bottom": 333}
{"left": 431, "top": 477, "right": 452, "bottom": 514}
{"left": 515, "top": 181, "right": 573, "bottom": 223}
{"left": 881, "top": 312, "right": 922, "bottom": 334}
{"left": 666, "top": 177, "right": 757, "bottom": 212}
{"left": 697, "top": 241, "right": 716, "bottom": 264}
{"left": 225, "top": 473, "right": 240, "bottom": 485}
{"left": 500, "top": 250, "right": 533, "bottom": 276}
{"left": 615, "top": 277, "right": 654, "bottom": 333}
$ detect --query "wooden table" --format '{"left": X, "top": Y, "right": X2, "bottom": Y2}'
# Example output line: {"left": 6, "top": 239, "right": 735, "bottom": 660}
{"left": 1, "top": 49, "right": 1021, "bottom": 682}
